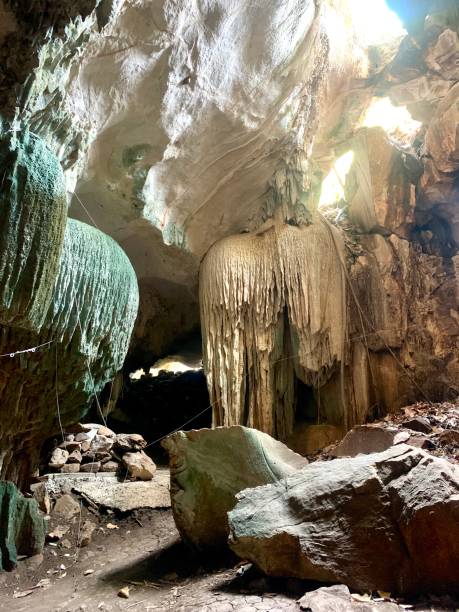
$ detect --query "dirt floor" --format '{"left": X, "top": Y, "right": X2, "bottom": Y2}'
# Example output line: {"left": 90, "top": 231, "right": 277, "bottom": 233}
{"left": 1, "top": 505, "right": 458, "bottom": 612}
{"left": 0, "top": 507, "right": 301, "bottom": 612}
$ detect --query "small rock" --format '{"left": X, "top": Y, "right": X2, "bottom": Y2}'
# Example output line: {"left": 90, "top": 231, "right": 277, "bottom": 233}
{"left": 97, "top": 426, "right": 115, "bottom": 438}
{"left": 58, "top": 441, "right": 82, "bottom": 452}
{"left": 75, "top": 432, "right": 91, "bottom": 442}
{"left": 118, "top": 586, "right": 130, "bottom": 599}
{"left": 407, "top": 436, "right": 436, "bottom": 450}
{"left": 49, "top": 448, "right": 69, "bottom": 469}
{"left": 83, "top": 568, "right": 94, "bottom": 576}
{"left": 60, "top": 464, "right": 80, "bottom": 474}
{"left": 53, "top": 494, "right": 81, "bottom": 519}
{"left": 78, "top": 520, "right": 96, "bottom": 547}
{"left": 331, "top": 425, "right": 405, "bottom": 457}
{"left": 122, "top": 451, "right": 156, "bottom": 480}
{"left": 93, "top": 452, "right": 112, "bottom": 462}
{"left": 81, "top": 441, "right": 91, "bottom": 453}
{"left": 100, "top": 461, "right": 119, "bottom": 472}
{"left": 67, "top": 450, "right": 83, "bottom": 464}
{"left": 64, "top": 434, "right": 75, "bottom": 442}
{"left": 402, "top": 416, "right": 432, "bottom": 434}
{"left": 80, "top": 462, "right": 101, "bottom": 473}
{"left": 47, "top": 525, "right": 69, "bottom": 541}
{"left": 31, "top": 482, "right": 51, "bottom": 514}
{"left": 437, "top": 429, "right": 459, "bottom": 447}
{"left": 115, "top": 433, "right": 147, "bottom": 453}
{"left": 91, "top": 435, "right": 113, "bottom": 455}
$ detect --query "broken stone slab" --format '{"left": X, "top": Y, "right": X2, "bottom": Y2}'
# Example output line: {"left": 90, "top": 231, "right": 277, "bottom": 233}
{"left": 0, "top": 482, "right": 46, "bottom": 571}
{"left": 298, "top": 585, "right": 401, "bottom": 611}
{"left": 162, "top": 426, "right": 307, "bottom": 550}
{"left": 122, "top": 451, "right": 156, "bottom": 480}
{"left": 49, "top": 448, "right": 69, "bottom": 469}
{"left": 71, "top": 470, "right": 170, "bottom": 512}
{"left": 228, "top": 445, "right": 459, "bottom": 596}
{"left": 330, "top": 425, "right": 410, "bottom": 457}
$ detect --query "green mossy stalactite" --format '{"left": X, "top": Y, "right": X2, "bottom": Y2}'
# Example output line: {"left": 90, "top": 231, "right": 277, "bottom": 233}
{"left": 0, "top": 481, "right": 46, "bottom": 571}
{"left": 0, "top": 125, "right": 67, "bottom": 329}
{"left": 0, "top": 125, "right": 139, "bottom": 487}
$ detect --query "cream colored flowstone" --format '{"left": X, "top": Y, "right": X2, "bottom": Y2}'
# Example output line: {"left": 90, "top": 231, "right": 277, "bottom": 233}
{"left": 200, "top": 219, "right": 346, "bottom": 439}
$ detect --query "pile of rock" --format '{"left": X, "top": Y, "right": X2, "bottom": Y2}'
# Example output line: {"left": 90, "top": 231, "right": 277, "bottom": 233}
{"left": 47, "top": 424, "right": 156, "bottom": 480}
{"left": 318, "top": 400, "right": 459, "bottom": 463}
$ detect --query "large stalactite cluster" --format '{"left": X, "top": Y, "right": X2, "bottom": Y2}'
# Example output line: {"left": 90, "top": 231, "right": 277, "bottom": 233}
{"left": 200, "top": 219, "right": 346, "bottom": 440}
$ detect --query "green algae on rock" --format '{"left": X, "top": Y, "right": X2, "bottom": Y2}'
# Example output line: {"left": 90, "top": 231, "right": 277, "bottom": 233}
{"left": 0, "top": 126, "right": 139, "bottom": 487}
{"left": 0, "top": 481, "right": 46, "bottom": 571}
{"left": 0, "top": 123, "right": 67, "bottom": 330}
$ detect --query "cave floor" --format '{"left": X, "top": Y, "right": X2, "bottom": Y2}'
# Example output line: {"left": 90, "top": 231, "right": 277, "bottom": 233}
{"left": 0, "top": 508, "right": 299, "bottom": 612}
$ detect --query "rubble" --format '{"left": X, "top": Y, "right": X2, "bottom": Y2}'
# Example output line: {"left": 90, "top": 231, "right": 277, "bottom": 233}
{"left": 44, "top": 424, "right": 154, "bottom": 480}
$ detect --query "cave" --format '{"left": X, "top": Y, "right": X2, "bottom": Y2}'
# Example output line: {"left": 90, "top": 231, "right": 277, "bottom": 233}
{"left": 0, "top": 0, "right": 458, "bottom": 609}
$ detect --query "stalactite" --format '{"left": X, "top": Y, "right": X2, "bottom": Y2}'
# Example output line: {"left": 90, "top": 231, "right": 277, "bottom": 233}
{"left": 200, "top": 219, "right": 346, "bottom": 440}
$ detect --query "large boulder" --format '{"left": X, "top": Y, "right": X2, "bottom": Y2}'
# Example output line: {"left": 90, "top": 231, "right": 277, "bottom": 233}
{"left": 228, "top": 445, "right": 459, "bottom": 596}
{"left": 0, "top": 481, "right": 46, "bottom": 571}
{"left": 162, "top": 426, "right": 307, "bottom": 551}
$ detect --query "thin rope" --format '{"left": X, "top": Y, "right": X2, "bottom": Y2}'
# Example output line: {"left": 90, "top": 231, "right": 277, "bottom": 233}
{"left": 0, "top": 339, "right": 54, "bottom": 358}
{"left": 72, "top": 191, "right": 101, "bottom": 230}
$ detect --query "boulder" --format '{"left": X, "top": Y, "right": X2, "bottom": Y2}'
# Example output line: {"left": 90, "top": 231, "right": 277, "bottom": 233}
{"left": 162, "top": 426, "right": 307, "bottom": 550}
{"left": 49, "top": 448, "right": 69, "bottom": 469}
{"left": 122, "top": 451, "right": 156, "bottom": 481}
{"left": 331, "top": 425, "right": 410, "bottom": 457}
{"left": 228, "top": 445, "right": 459, "bottom": 596}
{"left": 0, "top": 482, "right": 46, "bottom": 571}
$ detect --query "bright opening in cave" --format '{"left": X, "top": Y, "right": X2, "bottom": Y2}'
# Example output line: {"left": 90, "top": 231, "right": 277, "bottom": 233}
{"left": 347, "top": 0, "right": 406, "bottom": 45}
{"left": 318, "top": 151, "right": 354, "bottom": 209}
{"left": 362, "top": 97, "right": 422, "bottom": 143}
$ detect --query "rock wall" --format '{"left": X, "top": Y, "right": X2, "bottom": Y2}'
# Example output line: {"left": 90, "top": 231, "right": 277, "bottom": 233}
{"left": 0, "top": 125, "right": 138, "bottom": 486}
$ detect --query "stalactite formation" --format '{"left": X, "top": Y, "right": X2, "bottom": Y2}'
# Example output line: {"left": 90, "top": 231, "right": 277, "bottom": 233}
{"left": 200, "top": 219, "right": 346, "bottom": 440}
